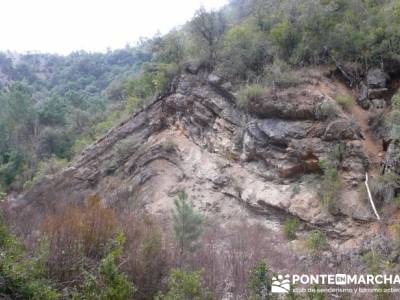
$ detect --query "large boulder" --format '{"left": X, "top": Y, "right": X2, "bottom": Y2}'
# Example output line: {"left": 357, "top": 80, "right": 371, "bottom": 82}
{"left": 351, "top": 206, "right": 375, "bottom": 222}
{"left": 357, "top": 82, "right": 371, "bottom": 109}
{"left": 367, "top": 68, "right": 389, "bottom": 89}
{"left": 246, "top": 88, "right": 324, "bottom": 120}
{"left": 207, "top": 73, "right": 222, "bottom": 85}
{"left": 322, "top": 119, "right": 360, "bottom": 141}
{"left": 256, "top": 119, "right": 312, "bottom": 146}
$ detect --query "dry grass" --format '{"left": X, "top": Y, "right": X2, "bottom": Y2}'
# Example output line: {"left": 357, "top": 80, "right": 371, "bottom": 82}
{"left": 41, "top": 195, "right": 118, "bottom": 282}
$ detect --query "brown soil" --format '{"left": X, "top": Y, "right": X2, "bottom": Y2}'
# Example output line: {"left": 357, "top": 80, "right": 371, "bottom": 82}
{"left": 320, "top": 79, "right": 383, "bottom": 167}
{"left": 350, "top": 102, "right": 382, "bottom": 165}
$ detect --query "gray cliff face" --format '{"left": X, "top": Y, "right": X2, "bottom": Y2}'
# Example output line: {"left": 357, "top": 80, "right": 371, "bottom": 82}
{"left": 11, "top": 68, "right": 391, "bottom": 272}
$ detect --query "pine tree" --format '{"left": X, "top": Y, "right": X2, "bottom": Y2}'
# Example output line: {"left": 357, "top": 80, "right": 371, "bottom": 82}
{"left": 172, "top": 190, "right": 203, "bottom": 263}
{"left": 248, "top": 260, "right": 271, "bottom": 300}
{"left": 155, "top": 269, "right": 212, "bottom": 300}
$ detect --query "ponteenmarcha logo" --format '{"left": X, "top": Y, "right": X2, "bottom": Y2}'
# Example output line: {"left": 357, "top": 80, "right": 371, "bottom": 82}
{"left": 271, "top": 274, "right": 291, "bottom": 293}
{"left": 271, "top": 273, "right": 400, "bottom": 294}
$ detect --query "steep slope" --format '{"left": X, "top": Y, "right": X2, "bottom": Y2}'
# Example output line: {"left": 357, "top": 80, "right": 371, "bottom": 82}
{"left": 7, "top": 67, "right": 386, "bottom": 270}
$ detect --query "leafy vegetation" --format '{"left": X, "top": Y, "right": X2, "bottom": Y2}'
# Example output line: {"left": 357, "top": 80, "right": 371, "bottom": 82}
{"left": 169, "top": 0, "right": 400, "bottom": 80}
{"left": 247, "top": 260, "right": 271, "bottom": 300}
{"left": 0, "top": 48, "right": 150, "bottom": 192}
{"left": 362, "top": 249, "right": 383, "bottom": 275}
{"left": 315, "top": 99, "right": 338, "bottom": 120}
{"left": 236, "top": 84, "right": 265, "bottom": 109}
{"left": 335, "top": 93, "right": 354, "bottom": 111}
{"left": 393, "top": 224, "right": 400, "bottom": 249}
{"left": 220, "top": 22, "right": 268, "bottom": 80}
{"left": 79, "top": 232, "right": 135, "bottom": 300}
{"left": 306, "top": 230, "right": 328, "bottom": 255}
{"left": 283, "top": 217, "right": 300, "bottom": 241}
{"left": 0, "top": 215, "right": 59, "bottom": 299}
{"left": 156, "top": 269, "right": 211, "bottom": 300}
{"left": 387, "top": 91, "right": 400, "bottom": 140}
{"left": 172, "top": 190, "right": 204, "bottom": 263}
{"left": 318, "top": 159, "right": 342, "bottom": 212}
{"left": 370, "top": 172, "right": 400, "bottom": 204}
{"left": 189, "top": 7, "right": 226, "bottom": 69}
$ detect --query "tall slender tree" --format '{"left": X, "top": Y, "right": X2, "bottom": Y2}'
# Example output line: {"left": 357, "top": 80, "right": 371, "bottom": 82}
{"left": 172, "top": 190, "right": 203, "bottom": 264}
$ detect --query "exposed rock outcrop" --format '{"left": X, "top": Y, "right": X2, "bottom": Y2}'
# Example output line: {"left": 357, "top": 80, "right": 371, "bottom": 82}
{"left": 367, "top": 68, "right": 389, "bottom": 89}
{"left": 10, "top": 68, "right": 382, "bottom": 264}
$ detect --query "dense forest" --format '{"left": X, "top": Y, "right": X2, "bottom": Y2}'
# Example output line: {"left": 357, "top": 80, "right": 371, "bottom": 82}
{"left": 0, "top": 47, "right": 153, "bottom": 193}
{"left": 1, "top": 0, "right": 400, "bottom": 299}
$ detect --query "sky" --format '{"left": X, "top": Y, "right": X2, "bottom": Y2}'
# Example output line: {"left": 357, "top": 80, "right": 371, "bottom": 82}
{"left": 0, "top": 0, "right": 228, "bottom": 55}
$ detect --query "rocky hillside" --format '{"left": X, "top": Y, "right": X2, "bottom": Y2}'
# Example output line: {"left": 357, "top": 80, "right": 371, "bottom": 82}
{"left": 8, "top": 63, "right": 400, "bottom": 278}
{"left": 3, "top": 0, "right": 400, "bottom": 298}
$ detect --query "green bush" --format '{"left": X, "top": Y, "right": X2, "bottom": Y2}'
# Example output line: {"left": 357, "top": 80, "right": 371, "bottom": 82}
{"left": 72, "top": 135, "right": 95, "bottom": 155}
{"left": 103, "top": 136, "right": 139, "bottom": 173}
{"left": 0, "top": 215, "right": 59, "bottom": 299}
{"left": 38, "top": 96, "right": 67, "bottom": 126}
{"left": 93, "top": 109, "right": 124, "bottom": 139}
{"left": 388, "top": 111, "right": 400, "bottom": 140}
{"left": 22, "top": 156, "right": 68, "bottom": 190}
{"left": 236, "top": 84, "right": 264, "bottom": 109}
{"left": 270, "top": 19, "right": 301, "bottom": 61}
{"left": 315, "top": 100, "right": 338, "bottom": 120}
{"left": 387, "top": 92, "right": 400, "bottom": 140}
{"left": 370, "top": 172, "right": 400, "bottom": 204}
{"left": 162, "top": 140, "right": 177, "bottom": 153}
{"left": 79, "top": 232, "right": 135, "bottom": 300}
{"left": 335, "top": 94, "right": 353, "bottom": 111}
{"left": 318, "top": 160, "right": 341, "bottom": 212}
{"left": 362, "top": 250, "right": 382, "bottom": 275}
{"left": 189, "top": 7, "right": 226, "bottom": 68}
{"left": 0, "top": 184, "right": 6, "bottom": 200}
{"left": 156, "top": 269, "right": 211, "bottom": 300}
{"left": 125, "top": 63, "right": 178, "bottom": 103}
{"left": 247, "top": 260, "right": 271, "bottom": 300}
{"left": 38, "top": 127, "right": 73, "bottom": 159}
{"left": 264, "top": 59, "right": 300, "bottom": 88}
{"left": 172, "top": 190, "right": 203, "bottom": 261}
{"left": 392, "top": 92, "right": 400, "bottom": 109}
{"left": 306, "top": 230, "right": 328, "bottom": 255}
{"left": 283, "top": 217, "right": 300, "bottom": 241}
{"left": 153, "top": 30, "right": 186, "bottom": 65}
{"left": 374, "top": 283, "right": 392, "bottom": 300}
{"left": 114, "top": 136, "right": 138, "bottom": 162}
{"left": 331, "top": 143, "right": 347, "bottom": 165}
{"left": 35, "top": 156, "right": 68, "bottom": 180}
{"left": 393, "top": 224, "right": 400, "bottom": 249}
{"left": 0, "top": 151, "right": 25, "bottom": 188}
{"left": 394, "top": 196, "right": 400, "bottom": 208}
{"left": 220, "top": 23, "right": 268, "bottom": 80}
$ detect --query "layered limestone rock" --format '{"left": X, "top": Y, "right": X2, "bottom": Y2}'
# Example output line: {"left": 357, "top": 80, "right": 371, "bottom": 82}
{"left": 13, "top": 69, "right": 379, "bottom": 249}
